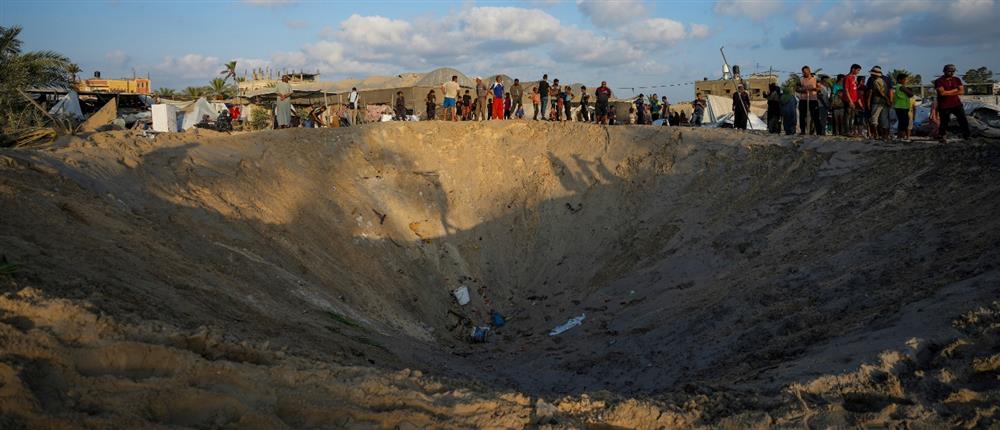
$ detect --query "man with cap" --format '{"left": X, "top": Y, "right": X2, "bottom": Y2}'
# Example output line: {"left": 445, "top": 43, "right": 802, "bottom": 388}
{"left": 933, "top": 64, "right": 971, "bottom": 142}
{"left": 865, "top": 66, "right": 893, "bottom": 140}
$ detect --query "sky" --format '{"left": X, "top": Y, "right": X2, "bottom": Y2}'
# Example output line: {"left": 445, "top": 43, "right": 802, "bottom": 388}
{"left": 2, "top": 0, "right": 998, "bottom": 102}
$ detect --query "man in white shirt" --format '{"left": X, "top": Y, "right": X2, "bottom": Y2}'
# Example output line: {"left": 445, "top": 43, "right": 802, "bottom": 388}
{"left": 441, "top": 76, "right": 461, "bottom": 122}
{"left": 347, "top": 87, "right": 359, "bottom": 125}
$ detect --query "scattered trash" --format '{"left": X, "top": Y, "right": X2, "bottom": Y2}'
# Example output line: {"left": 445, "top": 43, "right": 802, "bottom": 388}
{"left": 470, "top": 326, "right": 489, "bottom": 343}
{"left": 490, "top": 310, "right": 506, "bottom": 328}
{"left": 549, "top": 313, "right": 585, "bottom": 336}
{"left": 453, "top": 286, "right": 470, "bottom": 306}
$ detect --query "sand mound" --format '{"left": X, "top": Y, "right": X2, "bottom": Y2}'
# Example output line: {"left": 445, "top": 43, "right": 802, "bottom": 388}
{"left": 1, "top": 123, "right": 998, "bottom": 428}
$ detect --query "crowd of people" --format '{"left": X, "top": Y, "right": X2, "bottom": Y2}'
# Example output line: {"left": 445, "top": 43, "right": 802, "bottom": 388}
{"left": 757, "top": 63, "right": 971, "bottom": 142}
{"left": 269, "top": 64, "right": 975, "bottom": 143}
{"left": 434, "top": 74, "right": 624, "bottom": 124}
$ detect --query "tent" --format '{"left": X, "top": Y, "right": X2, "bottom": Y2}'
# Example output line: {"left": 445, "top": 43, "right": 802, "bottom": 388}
{"left": 48, "top": 90, "right": 84, "bottom": 120}
{"left": 180, "top": 98, "right": 217, "bottom": 130}
{"left": 702, "top": 94, "right": 766, "bottom": 130}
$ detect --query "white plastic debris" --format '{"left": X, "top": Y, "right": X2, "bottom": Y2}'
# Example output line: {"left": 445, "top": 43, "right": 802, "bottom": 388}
{"left": 453, "top": 286, "right": 470, "bottom": 306}
{"left": 549, "top": 313, "right": 585, "bottom": 336}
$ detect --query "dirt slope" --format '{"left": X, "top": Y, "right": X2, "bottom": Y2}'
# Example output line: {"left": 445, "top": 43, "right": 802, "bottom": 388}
{"left": 0, "top": 123, "right": 998, "bottom": 429}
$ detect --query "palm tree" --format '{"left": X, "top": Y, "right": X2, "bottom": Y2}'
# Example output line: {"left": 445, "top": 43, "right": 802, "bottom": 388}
{"left": 182, "top": 86, "right": 205, "bottom": 100}
{"left": 220, "top": 60, "right": 237, "bottom": 83}
{"left": 1, "top": 26, "right": 72, "bottom": 132}
{"left": 154, "top": 87, "right": 177, "bottom": 99}
{"left": 65, "top": 63, "right": 81, "bottom": 83}
{"left": 208, "top": 77, "right": 231, "bottom": 99}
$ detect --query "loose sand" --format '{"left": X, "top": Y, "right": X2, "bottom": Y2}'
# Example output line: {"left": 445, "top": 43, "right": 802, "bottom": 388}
{"left": 1, "top": 123, "right": 998, "bottom": 428}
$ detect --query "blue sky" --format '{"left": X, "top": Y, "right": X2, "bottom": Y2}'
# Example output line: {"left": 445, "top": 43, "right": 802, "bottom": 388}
{"left": 2, "top": 0, "right": 998, "bottom": 101}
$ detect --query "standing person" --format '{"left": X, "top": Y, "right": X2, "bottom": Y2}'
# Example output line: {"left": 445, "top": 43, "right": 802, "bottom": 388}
{"left": 462, "top": 89, "right": 472, "bottom": 120}
{"left": 579, "top": 85, "right": 590, "bottom": 122}
{"left": 865, "top": 66, "right": 893, "bottom": 140}
{"left": 765, "top": 83, "right": 782, "bottom": 133}
{"left": 832, "top": 87, "right": 846, "bottom": 136}
{"left": 555, "top": 85, "right": 565, "bottom": 122}
{"left": 781, "top": 86, "right": 798, "bottom": 135}
{"left": 538, "top": 74, "right": 550, "bottom": 121}
{"left": 857, "top": 75, "right": 869, "bottom": 137}
{"left": 817, "top": 78, "right": 830, "bottom": 135}
{"left": 504, "top": 92, "right": 512, "bottom": 119}
{"left": 649, "top": 94, "right": 660, "bottom": 122}
{"left": 844, "top": 64, "right": 863, "bottom": 136}
{"left": 394, "top": 91, "right": 406, "bottom": 121}
{"left": 660, "top": 96, "right": 670, "bottom": 124}
{"left": 831, "top": 75, "right": 845, "bottom": 135}
{"left": 634, "top": 94, "right": 645, "bottom": 125}
{"left": 934, "top": 64, "right": 971, "bottom": 142}
{"left": 563, "top": 85, "right": 573, "bottom": 121}
{"left": 893, "top": 73, "right": 915, "bottom": 141}
{"left": 510, "top": 79, "right": 523, "bottom": 119}
{"left": 441, "top": 75, "right": 460, "bottom": 122}
{"left": 490, "top": 76, "right": 505, "bottom": 120}
{"left": 425, "top": 89, "right": 436, "bottom": 121}
{"left": 275, "top": 75, "right": 293, "bottom": 129}
{"left": 732, "top": 84, "right": 751, "bottom": 130}
{"left": 475, "top": 77, "right": 488, "bottom": 121}
{"left": 531, "top": 87, "right": 541, "bottom": 120}
{"left": 347, "top": 86, "right": 359, "bottom": 125}
{"left": 550, "top": 79, "right": 561, "bottom": 120}
{"left": 595, "top": 81, "right": 612, "bottom": 125}
{"left": 691, "top": 93, "right": 704, "bottom": 127}
{"left": 796, "top": 66, "right": 820, "bottom": 135}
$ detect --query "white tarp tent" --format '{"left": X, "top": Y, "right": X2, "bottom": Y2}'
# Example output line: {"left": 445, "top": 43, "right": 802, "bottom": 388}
{"left": 703, "top": 94, "right": 766, "bottom": 130}
{"left": 180, "top": 97, "right": 217, "bottom": 130}
{"left": 48, "top": 90, "right": 84, "bottom": 120}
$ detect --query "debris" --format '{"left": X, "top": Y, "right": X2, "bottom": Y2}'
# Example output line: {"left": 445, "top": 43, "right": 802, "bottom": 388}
{"left": 549, "top": 314, "right": 585, "bottom": 336}
{"left": 80, "top": 98, "right": 117, "bottom": 132}
{"left": 453, "top": 286, "right": 470, "bottom": 306}
{"left": 372, "top": 209, "right": 387, "bottom": 224}
{"left": 470, "top": 326, "right": 489, "bottom": 343}
{"left": 490, "top": 310, "right": 506, "bottom": 328}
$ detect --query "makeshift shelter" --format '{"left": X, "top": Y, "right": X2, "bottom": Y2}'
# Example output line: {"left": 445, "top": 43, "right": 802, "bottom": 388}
{"left": 180, "top": 98, "right": 218, "bottom": 130}
{"left": 701, "top": 94, "right": 766, "bottom": 130}
{"left": 48, "top": 90, "right": 84, "bottom": 120}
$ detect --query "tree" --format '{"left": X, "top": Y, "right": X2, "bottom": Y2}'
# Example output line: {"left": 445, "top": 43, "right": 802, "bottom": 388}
{"left": 220, "top": 60, "right": 237, "bottom": 83}
{"left": 963, "top": 66, "right": 995, "bottom": 84}
{"left": 65, "top": 63, "right": 81, "bottom": 83}
{"left": 154, "top": 87, "right": 177, "bottom": 99}
{"left": 890, "top": 68, "right": 921, "bottom": 85}
{"left": 0, "top": 26, "right": 72, "bottom": 133}
{"left": 208, "top": 78, "right": 232, "bottom": 99}
{"left": 182, "top": 86, "right": 206, "bottom": 100}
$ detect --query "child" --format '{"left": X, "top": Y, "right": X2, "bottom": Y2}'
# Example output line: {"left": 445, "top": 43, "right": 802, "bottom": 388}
{"left": 504, "top": 92, "right": 512, "bottom": 119}
{"left": 462, "top": 90, "right": 472, "bottom": 120}
{"left": 563, "top": 86, "right": 573, "bottom": 122}
{"left": 831, "top": 88, "right": 845, "bottom": 135}
{"left": 531, "top": 87, "right": 541, "bottom": 120}
{"left": 893, "top": 74, "right": 915, "bottom": 141}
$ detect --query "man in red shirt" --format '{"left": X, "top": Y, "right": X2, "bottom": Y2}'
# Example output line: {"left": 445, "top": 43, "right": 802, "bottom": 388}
{"left": 843, "top": 64, "right": 863, "bottom": 136}
{"left": 934, "top": 64, "right": 970, "bottom": 141}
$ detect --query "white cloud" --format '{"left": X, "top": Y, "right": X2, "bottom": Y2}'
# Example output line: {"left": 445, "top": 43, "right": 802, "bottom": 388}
{"left": 690, "top": 23, "right": 710, "bottom": 38}
{"left": 156, "top": 54, "right": 221, "bottom": 79}
{"left": 339, "top": 15, "right": 413, "bottom": 47}
{"left": 459, "top": 7, "right": 561, "bottom": 44}
{"left": 713, "top": 0, "right": 782, "bottom": 21}
{"left": 624, "top": 18, "right": 686, "bottom": 44}
{"left": 577, "top": 0, "right": 648, "bottom": 28}
{"left": 285, "top": 19, "right": 308, "bottom": 29}
{"left": 105, "top": 50, "right": 130, "bottom": 66}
